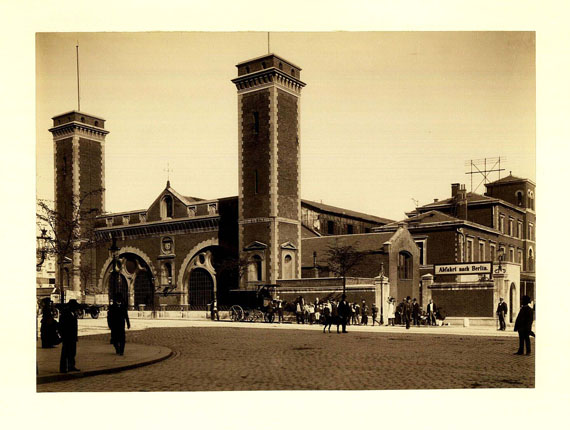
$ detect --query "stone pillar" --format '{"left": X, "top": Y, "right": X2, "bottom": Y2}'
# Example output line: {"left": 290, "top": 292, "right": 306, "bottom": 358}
{"left": 374, "top": 274, "right": 390, "bottom": 324}
{"left": 421, "top": 273, "right": 434, "bottom": 307}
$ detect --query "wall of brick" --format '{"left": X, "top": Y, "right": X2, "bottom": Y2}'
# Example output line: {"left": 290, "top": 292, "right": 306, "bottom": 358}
{"left": 277, "top": 90, "right": 299, "bottom": 220}
{"left": 241, "top": 91, "right": 271, "bottom": 219}
{"left": 430, "top": 287, "right": 494, "bottom": 317}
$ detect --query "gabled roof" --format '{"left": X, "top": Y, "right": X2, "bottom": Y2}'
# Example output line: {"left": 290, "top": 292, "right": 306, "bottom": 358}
{"left": 386, "top": 210, "right": 459, "bottom": 227}
{"left": 301, "top": 232, "right": 395, "bottom": 267}
{"left": 301, "top": 199, "right": 393, "bottom": 225}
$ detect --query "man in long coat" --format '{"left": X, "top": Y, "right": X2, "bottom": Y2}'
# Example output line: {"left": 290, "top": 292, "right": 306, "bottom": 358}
{"left": 514, "top": 295, "right": 534, "bottom": 355}
{"left": 107, "top": 294, "right": 130, "bottom": 355}
{"left": 59, "top": 299, "right": 80, "bottom": 373}
{"left": 338, "top": 295, "right": 351, "bottom": 333}
{"left": 497, "top": 297, "right": 508, "bottom": 330}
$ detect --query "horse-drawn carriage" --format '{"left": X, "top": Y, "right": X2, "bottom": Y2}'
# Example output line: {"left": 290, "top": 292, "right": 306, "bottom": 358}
{"left": 229, "top": 284, "right": 278, "bottom": 323}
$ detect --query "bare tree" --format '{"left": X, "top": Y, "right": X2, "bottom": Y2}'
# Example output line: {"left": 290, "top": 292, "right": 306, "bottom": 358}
{"left": 36, "top": 188, "right": 105, "bottom": 304}
{"left": 325, "top": 240, "right": 366, "bottom": 295}
{"left": 217, "top": 255, "right": 252, "bottom": 284}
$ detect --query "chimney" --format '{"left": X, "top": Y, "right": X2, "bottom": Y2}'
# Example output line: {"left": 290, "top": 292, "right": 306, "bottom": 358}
{"left": 451, "top": 183, "right": 460, "bottom": 198}
{"left": 434, "top": 198, "right": 439, "bottom": 203}
{"left": 457, "top": 184, "right": 468, "bottom": 220}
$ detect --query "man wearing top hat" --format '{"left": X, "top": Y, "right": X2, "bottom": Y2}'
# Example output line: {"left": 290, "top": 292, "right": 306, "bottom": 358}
{"left": 59, "top": 299, "right": 80, "bottom": 373}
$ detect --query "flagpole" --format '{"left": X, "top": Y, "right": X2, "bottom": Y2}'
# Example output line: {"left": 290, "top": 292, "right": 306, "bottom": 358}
{"left": 76, "top": 42, "right": 80, "bottom": 111}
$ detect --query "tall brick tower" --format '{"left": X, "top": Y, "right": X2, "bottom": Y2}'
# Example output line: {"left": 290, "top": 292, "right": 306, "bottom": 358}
{"left": 49, "top": 111, "right": 109, "bottom": 298}
{"left": 232, "top": 54, "right": 306, "bottom": 288}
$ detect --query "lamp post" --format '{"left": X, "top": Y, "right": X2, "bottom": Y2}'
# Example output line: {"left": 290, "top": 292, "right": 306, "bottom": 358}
{"left": 36, "top": 228, "right": 50, "bottom": 271}
{"left": 379, "top": 262, "right": 385, "bottom": 325}
{"left": 109, "top": 237, "right": 119, "bottom": 301}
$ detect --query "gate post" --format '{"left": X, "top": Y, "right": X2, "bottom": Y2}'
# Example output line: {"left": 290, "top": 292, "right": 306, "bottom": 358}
{"left": 421, "top": 273, "right": 434, "bottom": 306}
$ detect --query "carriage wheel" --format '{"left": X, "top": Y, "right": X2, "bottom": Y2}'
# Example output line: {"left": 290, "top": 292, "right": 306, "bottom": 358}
{"left": 230, "top": 305, "right": 244, "bottom": 322}
{"left": 76, "top": 308, "right": 85, "bottom": 319}
{"left": 90, "top": 308, "right": 100, "bottom": 319}
{"left": 264, "top": 312, "right": 275, "bottom": 323}
{"left": 251, "top": 309, "right": 264, "bottom": 323}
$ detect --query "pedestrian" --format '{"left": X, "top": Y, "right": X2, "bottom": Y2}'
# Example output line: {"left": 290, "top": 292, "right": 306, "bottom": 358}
{"left": 323, "top": 301, "right": 332, "bottom": 333}
{"left": 40, "top": 297, "right": 60, "bottom": 348}
{"left": 514, "top": 295, "right": 534, "bottom": 355}
{"left": 427, "top": 299, "right": 436, "bottom": 326}
{"left": 296, "top": 300, "right": 303, "bottom": 324}
{"left": 361, "top": 300, "right": 368, "bottom": 326}
{"left": 210, "top": 299, "right": 220, "bottom": 321}
{"left": 404, "top": 296, "right": 413, "bottom": 329}
{"left": 354, "top": 302, "right": 361, "bottom": 325}
{"left": 371, "top": 303, "right": 378, "bottom": 326}
{"left": 496, "top": 297, "right": 508, "bottom": 331}
{"left": 315, "top": 305, "right": 321, "bottom": 325}
{"left": 387, "top": 297, "right": 396, "bottom": 326}
{"left": 276, "top": 295, "right": 284, "bottom": 323}
{"left": 59, "top": 299, "right": 80, "bottom": 373}
{"left": 107, "top": 294, "right": 131, "bottom": 355}
{"left": 350, "top": 303, "right": 356, "bottom": 325}
{"left": 338, "top": 294, "right": 351, "bottom": 333}
{"left": 412, "top": 298, "right": 420, "bottom": 326}
{"left": 331, "top": 300, "right": 340, "bottom": 333}
{"left": 309, "top": 302, "right": 315, "bottom": 324}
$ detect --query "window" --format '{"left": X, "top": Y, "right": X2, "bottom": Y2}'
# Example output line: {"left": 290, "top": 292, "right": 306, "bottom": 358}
{"left": 398, "top": 252, "right": 412, "bottom": 280}
{"left": 490, "top": 244, "right": 496, "bottom": 262}
{"left": 253, "top": 112, "right": 259, "bottom": 134}
{"left": 415, "top": 240, "right": 427, "bottom": 265}
{"left": 516, "top": 191, "right": 523, "bottom": 206}
{"left": 245, "top": 66, "right": 250, "bottom": 73}
{"left": 279, "top": 62, "right": 283, "bottom": 70}
{"left": 139, "top": 213, "right": 147, "bottom": 223}
{"left": 499, "top": 215, "right": 505, "bottom": 233}
{"left": 327, "top": 221, "right": 335, "bottom": 235}
{"left": 518, "top": 250, "right": 523, "bottom": 264}
{"left": 208, "top": 204, "right": 217, "bottom": 215}
{"left": 261, "top": 61, "right": 266, "bottom": 69}
{"left": 249, "top": 255, "right": 263, "bottom": 281}
{"left": 508, "top": 218, "right": 514, "bottom": 236}
{"left": 509, "top": 247, "right": 515, "bottom": 262}
{"left": 517, "top": 221, "right": 523, "bottom": 239}
{"left": 347, "top": 224, "right": 353, "bottom": 234}
{"left": 187, "top": 206, "right": 196, "bottom": 217}
{"left": 283, "top": 254, "right": 294, "bottom": 279}
{"left": 106, "top": 218, "right": 113, "bottom": 227}
{"left": 80, "top": 116, "right": 85, "bottom": 123}
{"left": 528, "top": 223, "right": 534, "bottom": 241}
{"left": 479, "top": 241, "right": 485, "bottom": 261}
{"left": 466, "top": 238, "right": 474, "bottom": 262}
{"left": 528, "top": 190, "right": 534, "bottom": 210}
{"left": 161, "top": 195, "right": 173, "bottom": 219}
{"left": 122, "top": 215, "right": 130, "bottom": 225}
{"left": 291, "top": 69, "right": 295, "bottom": 76}
{"left": 528, "top": 248, "right": 534, "bottom": 271}
{"left": 94, "top": 121, "right": 99, "bottom": 127}
{"left": 161, "top": 262, "right": 172, "bottom": 286}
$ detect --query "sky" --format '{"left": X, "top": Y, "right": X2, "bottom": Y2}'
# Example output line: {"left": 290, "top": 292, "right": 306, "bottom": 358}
{"left": 36, "top": 31, "right": 535, "bottom": 221}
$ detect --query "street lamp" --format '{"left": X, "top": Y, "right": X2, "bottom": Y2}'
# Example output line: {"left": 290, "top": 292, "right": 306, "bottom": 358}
{"left": 36, "top": 228, "right": 50, "bottom": 270}
{"left": 109, "top": 237, "right": 120, "bottom": 300}
{"left": 379, "top": 262, "right": 385, "bottom": 325}
{"left": 494, "top": 252, "right": 506, "bottom": 275}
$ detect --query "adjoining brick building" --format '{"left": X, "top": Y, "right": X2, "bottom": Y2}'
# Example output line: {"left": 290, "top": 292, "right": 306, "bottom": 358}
{"left": 48, "top": 52, "right": 418, "bottom": 314}
{"left": 375, "top": 177, "right": 536, "bottom": 324}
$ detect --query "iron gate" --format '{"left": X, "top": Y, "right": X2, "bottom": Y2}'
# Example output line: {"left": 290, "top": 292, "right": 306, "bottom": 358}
{"left": 188, "top": 268, "right": 214, "bottom": 309}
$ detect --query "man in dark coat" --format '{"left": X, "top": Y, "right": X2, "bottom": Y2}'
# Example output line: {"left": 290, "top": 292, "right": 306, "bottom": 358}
{"left": 338, "top": 294, "right": 351, "bottom": 333}
{"left": 40, "top": 298, "right": 59, "bottom": 348}
{"left": 412, "top": 298, "right": 420, "bottom": 326}
{"left": 404, "top": 296, "right": 413, "bottom": 329}
{"left": 497, "top": 297, "right": 508, "bottom": 330}
{"left": 514, "top": 295, "right": 534, "bottom": 355}
{"left": 107, "top": 295, "right": 131, "bottom": 355}
{"left": 59, "top": 299, "right": 80, "bottom": 373}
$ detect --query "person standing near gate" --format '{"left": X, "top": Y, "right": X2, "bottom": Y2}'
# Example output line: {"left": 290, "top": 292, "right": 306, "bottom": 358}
{"left": 276, "top": 295, "right": 284, "bottom": 323}
{"left": 404, "top": 296, "right": 413, "bottom": 329}
{"left": 59, "top": 299, "right": 80, "bottom": 373}
{"left": 412, "top": 298, "right": 420, "bottom": 326}
{"left": 338, "top": 294, "right": 351, "bottom": 333}
{"left": 427, "top": 299, "right": 437, "bottom": 326}
{"left": 514, "top": 295, "right": 534, "bottom": 355}
{"left": 107, "top": 294, "right": 131, "bottom": 355}
{"left": 497, "top": 297, "right": 508, "bottom": 331}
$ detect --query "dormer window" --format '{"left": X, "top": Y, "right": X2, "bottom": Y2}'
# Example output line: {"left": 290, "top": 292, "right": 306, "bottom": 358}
{"left": 187, "top": 206, "right": 196, "bottom": 217}
{"left": 81, "top": 117, "right": 85, "bottom": 123}
{"left": 106, "top": 218, "right": 113, "bottom": 227}
{"left": 122, "top": 215, "right": 130, "bottom": 225}
{"left": 516, "top": 191, "right": 523, "bottom": 206}
{"left": 208, "top": 203, "right": 217, "bottom": 215}
{"left": 94, "top": 121, "right": 99, "bottom": 127}
{"left": 279, "top": 62, "right": 283, "bottom": 70}
{"left": 161, "top": 195, "right": 173, "bottom": 219}
{"left": 261, "top": 61, "right": 266, "bottom": 69}
{"left": 291, "top": 69, "right": 295, "bottom": 76}
{"left": 245, "top": 66, "right": 250, "bottom": 73}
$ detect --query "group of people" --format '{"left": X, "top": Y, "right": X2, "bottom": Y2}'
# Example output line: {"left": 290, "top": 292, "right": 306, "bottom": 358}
{"left": 386, "top": 297, "right": 440, "bottom": 329}
{"left": 39, "top": 294, "right": 131, "bottom": 373}
{"left": 292, "top": 296, "right": 381, "bottom": 328}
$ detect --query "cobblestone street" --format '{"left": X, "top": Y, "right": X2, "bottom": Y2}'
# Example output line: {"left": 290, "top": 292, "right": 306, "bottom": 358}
{"left": 37, "top": 326, "right": 534, "bottom": 392}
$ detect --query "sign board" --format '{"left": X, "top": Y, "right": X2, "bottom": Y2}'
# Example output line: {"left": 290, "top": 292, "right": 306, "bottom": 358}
{"left": 434, "top": 262, "right": 492, "bottom": 275}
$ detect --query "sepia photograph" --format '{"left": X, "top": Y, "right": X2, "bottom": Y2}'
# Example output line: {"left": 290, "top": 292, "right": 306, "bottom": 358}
{"left": 34, "top": 31, "right": 537, "bottom": 393}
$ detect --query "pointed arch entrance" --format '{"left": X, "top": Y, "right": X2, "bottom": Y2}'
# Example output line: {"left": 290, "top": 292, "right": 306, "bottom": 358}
{"left": 104, "top": 252, "right": 155, "bottom": 308}
{"left": 188, "top": 268, "right": 214, "bottom": 308}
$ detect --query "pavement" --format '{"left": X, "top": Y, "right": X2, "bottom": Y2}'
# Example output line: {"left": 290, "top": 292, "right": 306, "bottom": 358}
{"left": 36, "top": 317, "right": 519, "bottom": 386}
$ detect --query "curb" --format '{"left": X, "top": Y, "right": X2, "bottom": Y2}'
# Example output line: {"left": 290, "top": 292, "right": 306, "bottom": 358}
{"left": 37, "top": 347, "right": 173, "bottom": 385}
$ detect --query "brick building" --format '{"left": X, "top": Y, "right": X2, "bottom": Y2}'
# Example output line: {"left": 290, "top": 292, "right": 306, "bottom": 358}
{"left": 375, "top": 177, "right": 536, "bottom": 323}
{"left": 48, "top": 52, "right": 415, "bottom": 312}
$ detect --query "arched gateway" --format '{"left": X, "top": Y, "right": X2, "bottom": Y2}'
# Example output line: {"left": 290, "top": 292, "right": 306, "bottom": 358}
{"left": 105, "top": 252, "right": 155, "bottom": 308}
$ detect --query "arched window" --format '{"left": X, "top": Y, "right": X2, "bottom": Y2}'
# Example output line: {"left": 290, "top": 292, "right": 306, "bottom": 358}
{"left": 261, "top": 61, "right": 266, "bottom": 69}
{"left": 249, "top": 255, "right": 263, "bottom": 282}
{"left": 283, "top": 254, "right": 294, "bottom": 279}
{"left": 528, "top": 248, "right": 534, "bottom": 272}
{"left": 94, "top": 121, "right": 99, "bottom": 127}
{"left": 161, "top": 262, "right": 172, "bottom": 286}
{"left": 516, "top": 191, "right": 523, "bottom": 206}
{"left": 291, "top": 69, "right": 295, "bottom": 76}
{"left": 161, "top": 195, "right": 173, "bottom": 219}
{"left": 279, "top": 62, "right": 283, "bottom": 70}
{"left": 80, "top": 117, "right": 85, "bottom": 123}
{"left": 398, "top": 252, "right": 412, "bottom": 280}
